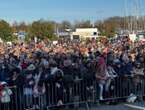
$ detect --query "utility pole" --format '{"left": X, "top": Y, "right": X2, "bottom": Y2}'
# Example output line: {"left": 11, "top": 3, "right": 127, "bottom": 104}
{"left": 132, "top": 0, "right": 142, "bottom": 32}
{"left": 124, "top": 0, "right": 143, "bottom": 33}
{"left": 124, "top": 0, "right": 128, "bottom": 31}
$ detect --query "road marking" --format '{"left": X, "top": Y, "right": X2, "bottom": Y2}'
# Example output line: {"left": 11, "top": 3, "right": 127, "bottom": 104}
{"left": 124, "top": 104, "right": 145, "bottom": 110}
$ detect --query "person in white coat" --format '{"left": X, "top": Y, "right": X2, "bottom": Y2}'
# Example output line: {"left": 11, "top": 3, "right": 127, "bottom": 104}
{"left": 0, "top": 82, "right": 12, "bottom": 110}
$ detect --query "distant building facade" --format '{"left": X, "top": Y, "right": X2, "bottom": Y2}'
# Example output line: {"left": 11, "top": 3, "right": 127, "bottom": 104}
{"left": 71, "top": 28, "right": 99, "bottom": 40}
{"left": 56, "top": 28, "right": 99, "bottom": 41}
{"left": 13, "top": 31, "right": 27, "bottom": 40}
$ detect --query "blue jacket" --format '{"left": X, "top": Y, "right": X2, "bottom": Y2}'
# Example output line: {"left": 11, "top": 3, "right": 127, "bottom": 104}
{"left": 122, "top": 62, "right": 133, "bottom": 75}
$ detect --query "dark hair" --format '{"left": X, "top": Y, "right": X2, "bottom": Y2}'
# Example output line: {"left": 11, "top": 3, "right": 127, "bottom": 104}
{"left": 49, "top": 62, "right": 57, "bottom": 68}
{"left": 95, "top": 51, "right": 101, "bottom": 57}
{"left": 12, "top": 68, "right": 20, "bottom": 74}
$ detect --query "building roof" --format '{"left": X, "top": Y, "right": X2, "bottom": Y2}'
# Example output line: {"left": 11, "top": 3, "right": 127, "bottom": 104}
{"left": 76, "top": 28, "right": 98, "bottom": 32}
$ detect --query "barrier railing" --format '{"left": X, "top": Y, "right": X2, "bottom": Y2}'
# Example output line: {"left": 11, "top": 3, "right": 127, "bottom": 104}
{"left": 0, "top": 75, "right": 145, "bottom": 110}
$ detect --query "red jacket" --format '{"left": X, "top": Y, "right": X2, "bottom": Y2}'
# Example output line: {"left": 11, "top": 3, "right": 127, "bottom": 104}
{"left": 21, "top": 62, "right": 28, "bottom": 69}
{"left": 0, "top": 84, "right": 4, "bottom": 97}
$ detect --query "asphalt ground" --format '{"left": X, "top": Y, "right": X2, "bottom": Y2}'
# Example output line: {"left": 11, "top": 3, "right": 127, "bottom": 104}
{"left": 53, "top": 101, "right": 145, "bottom": 110}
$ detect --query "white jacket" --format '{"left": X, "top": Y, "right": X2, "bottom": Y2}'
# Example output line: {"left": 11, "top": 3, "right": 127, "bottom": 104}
{"left": 0, "top": 88, "right": 12, "bottom": 103}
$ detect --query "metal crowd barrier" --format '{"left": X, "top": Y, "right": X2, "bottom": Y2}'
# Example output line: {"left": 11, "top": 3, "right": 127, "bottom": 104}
{"left": 0, "top": 75, "right": 145, "bottom": 110}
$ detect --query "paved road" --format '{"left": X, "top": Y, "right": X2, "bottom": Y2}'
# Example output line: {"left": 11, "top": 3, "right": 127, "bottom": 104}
{"left": 63, "top": 102, "right": 145, "bottom": 110}
{"left": 51, "top": 102, "right": 145, "bottom": 110}
{"left": 86, "top": 104, "right": 145, "bottom": 110}
{"left": 79, "top": 102, "right": 145, "bottom": 110}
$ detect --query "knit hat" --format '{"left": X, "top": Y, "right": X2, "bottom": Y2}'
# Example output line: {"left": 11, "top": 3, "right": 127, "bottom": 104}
{"left": 0, "top": 82, "right": 7, "bottom": 86}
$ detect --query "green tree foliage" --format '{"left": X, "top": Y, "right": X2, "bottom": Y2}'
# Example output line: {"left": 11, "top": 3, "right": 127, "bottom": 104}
{"left": 28, "top": 19, "right": 56, "bottom": 40}
{"left": 95, "top": 16, "right": 145, "bottom": 37}
{"left": 95, "top": 17, "right": 125, "bottom": 37}
{"left": 59, "top": 20, "right": 72, "bottom": 31}
{"left": 0, "top": 20, "right": 14, "bottom": 42}
{"left": 74, "top": 20, "right": 93, "bottom": 28}
{"left": 12, "top": 21, "right": 29, "bottom": 33}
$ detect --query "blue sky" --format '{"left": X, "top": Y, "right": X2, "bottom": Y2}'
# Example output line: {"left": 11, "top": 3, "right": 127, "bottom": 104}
{"left": 0, "top": 0, "right": 145, "bottom": 23}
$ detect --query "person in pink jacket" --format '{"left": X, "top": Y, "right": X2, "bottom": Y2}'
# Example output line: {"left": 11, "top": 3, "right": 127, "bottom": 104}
{"left": 95, "top": 55, "right": 108, "bottom": 100}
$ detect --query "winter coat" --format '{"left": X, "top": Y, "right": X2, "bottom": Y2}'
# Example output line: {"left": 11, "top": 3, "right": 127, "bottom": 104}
{"left": 95, "top": 57, "right": 108, "bottom": 81}
{"left": 107, "top": 66, "right": 117, "bottom": 79}
{"left": 114, "top": 66, "right": 124, "bottom": 76}
{"left": 122, "top": 62, "right": 133, "bottom": 75}
{"left": 0, "top": 87, "right": 12, "bottom": 103}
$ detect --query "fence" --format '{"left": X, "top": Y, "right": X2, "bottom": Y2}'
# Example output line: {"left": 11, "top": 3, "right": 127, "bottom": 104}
{"left": 0, "top": 75, "right": 145, "bottom": 110}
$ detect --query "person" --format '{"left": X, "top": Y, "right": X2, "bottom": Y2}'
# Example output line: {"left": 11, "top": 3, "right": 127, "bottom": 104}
{"left": 113, "top": 60, "right": 123, "bottom": 76}
{"left": 132, "top": 62, "right": 144, "bottom": 96}
{"left": 105, "top": 64, "right": 117, "bottom": 98}
{"left": 82, "top": 60, "right": 96, "bottom": 101}
{"left": 10, "top": 68, "right": 24, "bottom": 87}
{"left": 95, "top": 55, "right": 108, "bottom": 100}
{"left": 61, "top": 58, "right": 74, "bottom": 104}
{"left": 10, "top": 68, "right": 24, "bottom": 110}
{"left": 0, "top": 58, "right": 11, "bottom": 82}
{"left": 49, "top": 60, "right": 64, "bottom": 106}
{"left": 122, "top": 56, "right": 134, "bottom": 76}
{"left": 50, "top": 60, "right": 63, "bottom": 76}
{"left": 33, "top": 67, "right": 46, "bottom": 109}
{"left": 23, "top": 70, "right": 35, "bottom": 109}
{"left": 0, "top": 82, "right": 12, "bottom": 110}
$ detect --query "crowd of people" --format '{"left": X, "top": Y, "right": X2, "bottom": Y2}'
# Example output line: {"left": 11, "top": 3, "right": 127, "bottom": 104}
{"left": 0, "top": 36, "right": 145, "bottom": 109}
